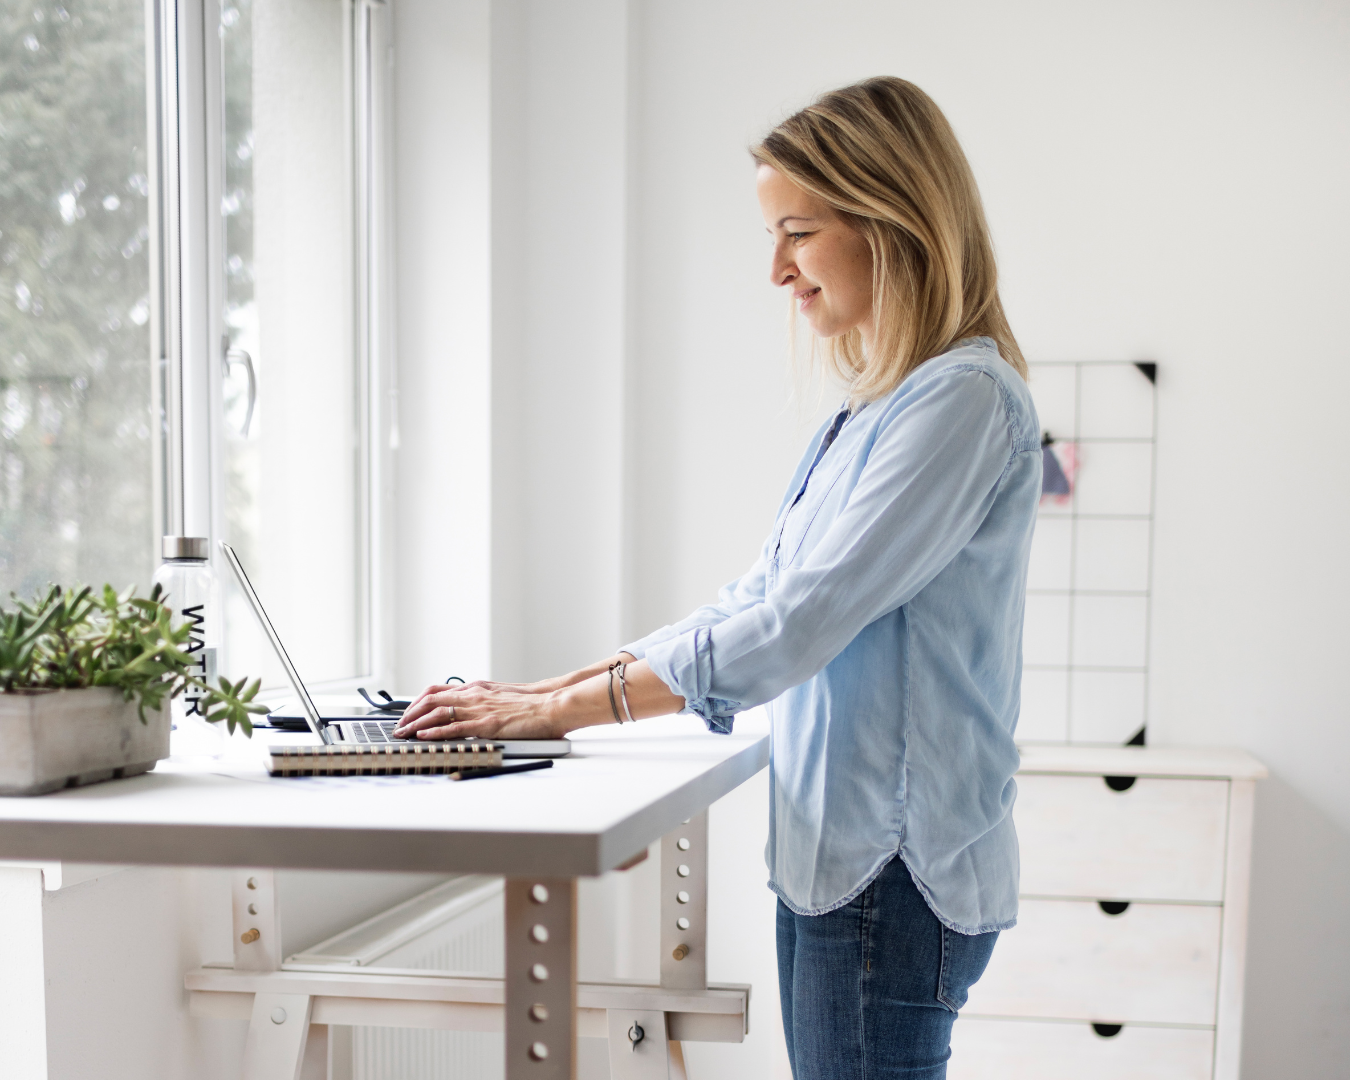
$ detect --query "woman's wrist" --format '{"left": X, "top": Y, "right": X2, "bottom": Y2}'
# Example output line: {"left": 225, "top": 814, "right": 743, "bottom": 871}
{"left": 547, "top": 678, "right": 613, "bottom": 736}
{"left": 545, "top": 658, "right": 684, "bottom": 736}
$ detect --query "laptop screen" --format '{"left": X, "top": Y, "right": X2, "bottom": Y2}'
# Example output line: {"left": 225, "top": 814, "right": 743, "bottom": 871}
{"left": 218, "top": 541, "right": 328, "bottom": 742}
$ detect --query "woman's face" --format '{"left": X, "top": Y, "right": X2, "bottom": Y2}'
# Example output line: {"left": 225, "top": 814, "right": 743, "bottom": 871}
{"left": 757, "top": 165, "right": 875, "bottom": 346}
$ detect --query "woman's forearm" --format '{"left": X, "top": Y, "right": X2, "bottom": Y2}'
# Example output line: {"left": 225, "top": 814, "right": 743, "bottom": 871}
{"left": 547, "top": 658, "right": 685, "bottom": 732}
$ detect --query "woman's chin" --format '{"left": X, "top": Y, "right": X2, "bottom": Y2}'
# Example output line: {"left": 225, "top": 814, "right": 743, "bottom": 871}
{"left": 807, "top": 319, "right": 846, "bottom": 340}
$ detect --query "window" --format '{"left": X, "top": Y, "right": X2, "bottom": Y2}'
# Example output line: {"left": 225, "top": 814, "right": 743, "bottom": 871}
{"left": 0, "top": 0, "right": 155, "bottom": 598}
{"left": 217, "top": 0, "right": 389, "bottom": 688}
{"left": 0, "top": 0, "right": 393, "bottom": 689}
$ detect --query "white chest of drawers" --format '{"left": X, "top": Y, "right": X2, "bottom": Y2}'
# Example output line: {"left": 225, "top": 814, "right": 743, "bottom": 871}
{"left": 950, "top": 745, "right": 1267, "bottom": 1080}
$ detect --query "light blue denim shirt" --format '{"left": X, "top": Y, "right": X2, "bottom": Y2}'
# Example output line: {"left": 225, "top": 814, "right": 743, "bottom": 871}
{"left": 622, "top": 338, "right": 1040, "bottom": 934}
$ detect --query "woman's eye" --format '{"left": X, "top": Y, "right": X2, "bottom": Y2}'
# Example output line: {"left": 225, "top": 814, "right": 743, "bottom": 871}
{"left": 789, "top": 232, "right": 808, "bottom": 241}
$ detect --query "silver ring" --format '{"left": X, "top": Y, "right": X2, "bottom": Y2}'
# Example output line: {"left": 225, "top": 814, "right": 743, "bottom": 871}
{"left": 448, "top": 705, "right": 456, "bottom": 722}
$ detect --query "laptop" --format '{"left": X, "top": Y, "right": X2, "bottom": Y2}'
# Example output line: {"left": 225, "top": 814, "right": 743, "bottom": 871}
{"left": 219, "top": 542, "right": 570, "bottom": 758}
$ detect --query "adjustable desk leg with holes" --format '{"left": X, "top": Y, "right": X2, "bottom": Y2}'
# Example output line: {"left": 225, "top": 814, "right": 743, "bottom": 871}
{"left": 195, "top": 812, "right": 725, "bottom": 1080}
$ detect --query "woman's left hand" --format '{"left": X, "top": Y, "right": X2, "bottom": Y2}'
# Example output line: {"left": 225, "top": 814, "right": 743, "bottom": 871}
{"left": 393, "top": 683, "right": 566, "bottom": 742}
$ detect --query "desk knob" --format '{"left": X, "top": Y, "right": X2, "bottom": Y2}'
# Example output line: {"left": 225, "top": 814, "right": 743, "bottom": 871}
{"left": 240, "top": 928, "right": 261, "bottom": 944}
{"left": 671, "top": 944, "right": 689, "bottom": 961}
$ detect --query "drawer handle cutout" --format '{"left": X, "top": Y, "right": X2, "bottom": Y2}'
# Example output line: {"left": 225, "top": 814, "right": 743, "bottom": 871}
{"left": 1092, "top": 1023, "right": 1123, "bottom": 1039}
{"left": 1103, "top": 775, "right": 1136, "bottom": 792}
{"left": 1098, "top": 901, "right": 1130, "bottom": 916}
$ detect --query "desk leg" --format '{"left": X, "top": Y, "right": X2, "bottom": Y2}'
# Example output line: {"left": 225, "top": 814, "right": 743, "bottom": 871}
{"left": 0, "top": 867, "right": 46, "bottom": 1079}
{"left": 655, "top": 811, "right": 709, "bottom": 1075}
{"left": 242, "top": 992, "right": 313, "bottom": 1080}
{"left": 660, "top": 811, "right": 708, "bottom": 991}
{"left": 505, "top": 877, "right": 576, "bottom": 1080}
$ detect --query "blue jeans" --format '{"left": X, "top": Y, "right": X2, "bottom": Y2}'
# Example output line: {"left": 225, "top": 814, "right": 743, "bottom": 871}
{"left": 776, "top": 856, "right": 999, "bottom": 1080}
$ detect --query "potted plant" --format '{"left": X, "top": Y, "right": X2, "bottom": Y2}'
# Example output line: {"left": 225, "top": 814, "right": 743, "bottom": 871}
{"left": 0, "top": 583, "right": 267, "bottom": 796}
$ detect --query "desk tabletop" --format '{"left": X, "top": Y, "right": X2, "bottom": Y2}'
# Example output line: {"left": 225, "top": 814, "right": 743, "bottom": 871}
{"left": 0, "top": 714, "right": 769, "bottom": 877}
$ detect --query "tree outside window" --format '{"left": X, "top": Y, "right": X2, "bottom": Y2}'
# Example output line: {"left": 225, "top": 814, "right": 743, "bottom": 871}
{"left": 0, "top": 0, "right": 154, "bottom": 599}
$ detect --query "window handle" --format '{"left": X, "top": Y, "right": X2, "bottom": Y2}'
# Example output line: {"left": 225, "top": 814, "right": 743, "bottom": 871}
{"left": 223, "top": 344, "right": 257, "bottom": 437}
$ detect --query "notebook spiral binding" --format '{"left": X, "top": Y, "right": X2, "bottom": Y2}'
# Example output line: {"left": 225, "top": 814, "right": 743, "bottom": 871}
{"left": 266, "top": 742, "right": 505, "bottom": 777}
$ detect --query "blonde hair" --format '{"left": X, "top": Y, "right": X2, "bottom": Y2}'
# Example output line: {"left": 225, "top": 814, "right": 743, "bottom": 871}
{"left": 752, "top": 77, "right": 1026, "bottom": 402}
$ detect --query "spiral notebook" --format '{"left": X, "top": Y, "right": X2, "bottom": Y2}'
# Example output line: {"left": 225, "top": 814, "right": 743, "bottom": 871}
{"left": 266, "top": 741, "right": 504, "bottom": 777}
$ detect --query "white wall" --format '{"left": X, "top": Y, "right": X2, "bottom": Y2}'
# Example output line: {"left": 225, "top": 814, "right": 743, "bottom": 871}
{"left": 489, "top": 0, "right": 633, "bottom": 682}
{"left": 393, "top": 0, "right": 494, "bottom": 688}
{"left": 391, "top": 0, "right": 1349, "bottom": 1076}
{"left": 393, "top": 0, "right": 634, "bottom": 688}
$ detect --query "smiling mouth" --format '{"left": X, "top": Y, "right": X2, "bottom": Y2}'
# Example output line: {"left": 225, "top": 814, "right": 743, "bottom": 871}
{"left": 797, "top": 287, "right": 821, "bottom": 307}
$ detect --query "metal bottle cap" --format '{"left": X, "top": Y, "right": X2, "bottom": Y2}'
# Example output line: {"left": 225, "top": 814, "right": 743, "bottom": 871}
{"left": 162, "top": 536, "right": 210, "bottom": 560}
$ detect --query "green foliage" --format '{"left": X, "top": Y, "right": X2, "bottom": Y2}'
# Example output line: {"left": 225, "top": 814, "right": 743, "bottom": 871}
{"left": 0, "top": 0, "right": 155, "bottom": 600}
{"left": 0, "top": 582, "right": 268, "bottom": 735}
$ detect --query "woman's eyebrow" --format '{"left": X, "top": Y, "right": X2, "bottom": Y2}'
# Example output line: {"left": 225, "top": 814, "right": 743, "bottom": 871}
{"left": 776, "top": 215, "right": 818, "bottom": 227}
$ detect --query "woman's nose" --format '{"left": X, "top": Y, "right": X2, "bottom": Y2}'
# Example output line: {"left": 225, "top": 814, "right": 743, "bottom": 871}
{"left": 770, "top": 243, "right": 797, "bottom": 287}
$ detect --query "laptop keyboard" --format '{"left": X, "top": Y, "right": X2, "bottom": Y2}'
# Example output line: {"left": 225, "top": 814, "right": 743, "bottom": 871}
{"left": 351, "top": 720, "right": 400, "bottom": 743}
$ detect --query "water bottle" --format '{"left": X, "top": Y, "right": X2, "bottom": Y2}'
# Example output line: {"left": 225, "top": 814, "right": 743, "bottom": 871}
{"left": 152, "top": 536, "right": 223, "bottom": 755}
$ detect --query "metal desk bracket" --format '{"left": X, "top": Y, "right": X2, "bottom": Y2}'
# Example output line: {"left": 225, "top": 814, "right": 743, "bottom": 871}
{"left": 660, "top": 811, "right": 708, "bottom": 992}
{"left": 608, "top": 810, "right": 710, "bottom": 1079}
{"left": 233, "top": 869, "right": 283, "bottom": 972}
{"left": 607, "top": 1009, "right": 688, "bottom": 1080}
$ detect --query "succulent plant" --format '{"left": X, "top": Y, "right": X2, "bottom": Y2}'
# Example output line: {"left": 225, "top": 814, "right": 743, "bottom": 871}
{"left": 0, "top": 583, "right": 266, "bottom": 735}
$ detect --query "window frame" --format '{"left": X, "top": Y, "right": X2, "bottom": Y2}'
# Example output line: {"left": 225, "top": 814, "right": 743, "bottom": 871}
{"left": 147, "top": 0, "right": 396, "bottom": 690}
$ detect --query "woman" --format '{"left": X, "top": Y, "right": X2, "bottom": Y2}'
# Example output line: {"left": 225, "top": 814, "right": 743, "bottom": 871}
{"left": 397, "top": 76, "right": 1040, "bottom": 1079}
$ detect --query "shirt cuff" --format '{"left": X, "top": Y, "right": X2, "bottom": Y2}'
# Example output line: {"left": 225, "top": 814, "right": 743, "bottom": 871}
{"left": 643, "top": 626, "right": 741, "bottom": 734}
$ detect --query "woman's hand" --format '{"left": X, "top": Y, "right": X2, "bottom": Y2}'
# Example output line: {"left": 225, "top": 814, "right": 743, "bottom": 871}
{"left": 392, "top": 655, "right": 685, "bottom": 742}
{"left": 393, "top": 682, "right": 568, "bottom": 741}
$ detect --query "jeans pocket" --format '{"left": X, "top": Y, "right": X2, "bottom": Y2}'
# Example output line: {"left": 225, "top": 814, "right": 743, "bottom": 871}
{"left": 936, "top": 925, "right": 999, "bottom": 1013}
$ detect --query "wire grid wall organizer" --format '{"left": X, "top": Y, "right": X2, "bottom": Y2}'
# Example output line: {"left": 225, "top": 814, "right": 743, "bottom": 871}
{"left": 1020, "top": 361, "right": 1158, "bottom": 746}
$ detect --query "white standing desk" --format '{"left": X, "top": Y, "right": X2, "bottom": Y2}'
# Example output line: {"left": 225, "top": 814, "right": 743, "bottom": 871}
{"left": 0, "top": 714, "right": 771, "bottom": 1080}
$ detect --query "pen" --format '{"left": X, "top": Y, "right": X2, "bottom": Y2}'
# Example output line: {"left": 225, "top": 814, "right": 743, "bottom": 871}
{"left": 449, "top": 759, "right": 554, "bottom": 782}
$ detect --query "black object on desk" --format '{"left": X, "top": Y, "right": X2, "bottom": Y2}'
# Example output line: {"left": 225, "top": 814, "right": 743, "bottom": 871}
{"left": 449, "top": 759, "right": 554, "bottom": 782}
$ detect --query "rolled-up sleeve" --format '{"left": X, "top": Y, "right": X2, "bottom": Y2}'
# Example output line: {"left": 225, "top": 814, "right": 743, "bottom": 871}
{"left": 645, "top": 625, "right": 742, "bottom": 732}
{"left": 644, "top": 368, "right": 1016, "bottom": 728}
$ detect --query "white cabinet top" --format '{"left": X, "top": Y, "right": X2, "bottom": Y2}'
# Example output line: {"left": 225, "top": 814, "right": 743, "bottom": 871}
{"left": 0, "top": 715, "right": 769, "bottom": 877}
{"left": 1017, "top": 743, "right": 1267, "bottom": 781}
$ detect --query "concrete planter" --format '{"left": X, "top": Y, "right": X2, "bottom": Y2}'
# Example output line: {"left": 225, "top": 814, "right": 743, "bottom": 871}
{"left": 0, "top": 687, "right": 170, "bottom": 796}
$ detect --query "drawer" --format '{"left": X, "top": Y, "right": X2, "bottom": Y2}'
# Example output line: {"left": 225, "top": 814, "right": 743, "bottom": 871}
{"left": 964, "top": 898, "right": 1221, "bottom": 1025}
{"left": 1016, "top": 774, "right": 1228, "bottom": 901}
{"left": 949, "top": 1017, "right": 1214, "bottom": 1080}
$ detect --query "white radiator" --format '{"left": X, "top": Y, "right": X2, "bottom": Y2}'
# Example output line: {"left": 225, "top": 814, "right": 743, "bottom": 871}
{"left": 351, "top": 1028, "right": 502, "bottom": 1080}
{"left": 288, "top": 875, "right": 506, "bottom": 1079}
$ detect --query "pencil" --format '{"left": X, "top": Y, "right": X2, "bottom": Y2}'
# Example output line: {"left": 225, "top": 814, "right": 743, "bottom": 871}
{"left": 449, "top": 759, "right": 554, "bottom": 782}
